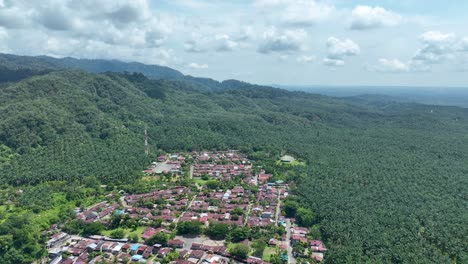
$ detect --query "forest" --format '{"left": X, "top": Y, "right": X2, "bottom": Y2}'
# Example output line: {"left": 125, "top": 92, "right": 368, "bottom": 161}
{"left": 0, "top": 55, "right": 467, "bottom": 263}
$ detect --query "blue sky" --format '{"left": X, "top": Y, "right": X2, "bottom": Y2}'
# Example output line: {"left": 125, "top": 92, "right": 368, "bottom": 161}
{"left": 0, "top": 0, "right": 467, "bottom": 87}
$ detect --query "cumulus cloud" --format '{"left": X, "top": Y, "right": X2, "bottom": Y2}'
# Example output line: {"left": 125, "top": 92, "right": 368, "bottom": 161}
{"left": 324, "top": 37, "right": 359, "bottom": 66}
{"left": 412, "top": 31, "right": 457, "bottom": 64}
{"left": 184, "top": 38, "right": 208, "bottom": 53}
{"left": 215, "top": 34, "right": 239, "bottom": 52}
{"left": 350, "top": 6, "right": 402, "bottom": 30}
{"left": 0, "top": 0, "right": 176, "bottom": 65}
{"left": 188, "top": 62, "right": 208, "bottom": 69}
{"left": 420, "top": 31, "right": 456, "bottom": 44}
{"left": 184, "top": 33, "right": 243, "bottom": 53}
{"left": 370, "top": 31, "right": 468, "bottom": 73}
{"left": 374, "top": 58, "right": 409, "bottom": 72}
{"left": 258, "top": 28, "right": 307, "bottom": 54}
{"left": 296, "top": 55, "right": 314, "bottom": 64}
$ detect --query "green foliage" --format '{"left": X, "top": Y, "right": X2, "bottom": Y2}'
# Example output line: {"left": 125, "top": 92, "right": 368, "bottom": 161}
{"left": 251, "top": 240, "right": 267, "bottom": 258}
{"left": 206, "top": 222, "right": 230, "bottom": 240}
{"left": 283, "top": 200, "right": 298, "bottom": 218}
{"left": 230, "top": 243, "right": 250, "bottom": 259}
{"left": 82, "top": 222, "right": 104, "bottom": 236}
{"left": 145, "top": 232, "right": 168, "bottom": 246}
{"left": 231, "top": 227, "right": 251, "bottom": 242}
{"left": 206, "top": 180, "right": 219, "bottom": 190}
{"left": 177, "top": 221, "right": 202, "bottom": 235}
{"left": 110, "top": 229, "right": 125, "bottom": 239}
{"left": 295, "top": 208, "right": 314, "bottom": 227}
{"left": 0, "top": 214, "right": 46, "bottom": 263}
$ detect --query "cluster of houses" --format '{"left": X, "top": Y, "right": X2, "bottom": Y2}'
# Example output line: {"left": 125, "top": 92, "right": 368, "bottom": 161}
{"left": 290, "top": 227, "right": 327, "bottom": 262}
{"left": 49, "top": 233, "right": 237, "bottom": 264}
{"left": 49, "top": 151, "right": 327, "bottom": 263}
{"left": 191, "top": 151, "right": 249, "bottom": 164}
{"left": 247, "top": 183, "right": 287, "bottom": 227}
{"left": 123, "top": 186, "right": 191, "bottom": 224}
{"left": 75, "top": 201, "right": 119, "bottom": 224}
{"left": 49, "top": 235, "right": 176, "bottom": 264}
{"left": 192, "top": 151, "right": 252, "bottom": 180}
{"left": 179, "top": 186, "right": 249, "bottom": 225}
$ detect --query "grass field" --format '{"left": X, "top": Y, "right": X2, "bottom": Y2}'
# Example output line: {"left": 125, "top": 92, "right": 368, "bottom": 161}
{"left": 263, "top": 247, "right": 277, "bottom": 261}
{"left": 193, "top": 179, "right": 209, "bottom": 186}
{"left": 102, "top": 226, "right": 145, "bottom": 240}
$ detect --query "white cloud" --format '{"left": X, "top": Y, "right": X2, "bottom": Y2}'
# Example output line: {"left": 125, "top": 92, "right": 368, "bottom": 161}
{"left": 350, "top": 5, "right": 402, "bottom": 30}
{"left": 412, "top": 31, "right": 457, "bottom": 65}
{"left": 184, "top": 33, "right": 244, "bottom": 53}
{"left": 374, "top": 31, "right": 468, "bottom": 73}
{"left": 254, "top": 0, "right": 334, "bottom": 26}
{"left": 323, "top": 58, "right": 345, "bottom": 67}
{"left": 324, "top": 37, "right": 359, "bottom": 66}
{"left": 374, "top": 58, "right": 409, "bottom": 72}
{"left": 281, "top": 1, "right": 334, "bottom": 26}
{"left": 258, "top": 28, "right": 307, "bottom": 54}
{"left": 458, "top": 38, "right": 468, "bottom": 52}
{"left": 296, "top": 55, "right": 314, "bottom": 64}
{"left": 184, "top": 39, "right": 208, "bottom": 53}
{"left": 420, "top": 31, "right": 456, "bottom": 44}
{"left": 188, "top": 62, "right": 208, "bottom": 69}
{"left": 215, "top": 34, "right": 239, "bottom": 52}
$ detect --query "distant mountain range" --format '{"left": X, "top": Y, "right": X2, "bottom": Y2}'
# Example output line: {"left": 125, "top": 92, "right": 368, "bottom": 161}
{"left": 274, "top": 85, "right": 468, "bottom": 108}
{"left": 2, "top": 53, "right": 467, "bottom": 108}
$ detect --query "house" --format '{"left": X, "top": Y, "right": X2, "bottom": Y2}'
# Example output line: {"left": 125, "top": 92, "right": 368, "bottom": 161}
{"left": 121, "top": 243, "right": 130, "bottom": 253}
{"left": 261, "top": 211, "right": 273, "bottom": 218}
{"left": 310, "top": 240, "right": 327, "bottom": 252}
{"left": 117, "top": 252, "right": 130, "bottom": 263}
{"left": 280, "top": 155, "right": 295, "bottom": 163}
{"left": 179, "top": 250, "right": 189, "bottom": 259}
{"left": 190, "top": 250, "right": 205, "bottom": 260}
{"left": 131, "top": 255, "right": 144, "bottom": 262}
{"left": 137, "top": 245, "right": 148, "bottom": 255}
{"left": 268, "top": 238, "right": 281, "bottom": 246}
{"left": 293, "top": 227, "right": 309, "bottom": 235}
{"left": 168, "top": 239, "right": 184, "bottom": 248}
{"left": 177, "top": 260, "right": 193, "bottom": 264}
{"left": 311, "top": 252, "right": 324, "bottom": 262}
{"left": 143, "top": 247, "right": 153, "bottom": 259}
{"left": 246, "top": 256, "right": 269, "bottom": 264}
{"left": 157, "top": 247, "right": 172, "bottom": 258}
{"left": 191, "top": 243, "right": 203, "bottom": 250}
{"left": 141, "top": 227, "right": 157, "bottom": 240}
{"left": 130, "top": 244, "right": 140, "bottom": 255}
{"left": 291, "top": 235, "right": 307, "bottom": 244}
{"left": 258, "top": 173, "right": 273, "bottom": 183}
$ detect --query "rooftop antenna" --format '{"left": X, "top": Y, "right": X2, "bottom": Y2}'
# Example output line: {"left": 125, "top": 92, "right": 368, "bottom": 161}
{"left": 144, "top": 125, "right": 149, "bottom": 156}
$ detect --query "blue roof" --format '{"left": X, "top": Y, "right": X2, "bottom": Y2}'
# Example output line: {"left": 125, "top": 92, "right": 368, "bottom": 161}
{"left": 115, "top": 209, "right": 124, "bottom": 215}
{"left": 132, "top": 255, "right": 143, "bottom": 260}
{"left": 130, "top": 244, "right": 141, "bottom": 251}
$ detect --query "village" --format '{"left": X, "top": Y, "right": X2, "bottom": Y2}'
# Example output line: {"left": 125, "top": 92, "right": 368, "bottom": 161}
{"left": 47, "top": 151, "right": 326, "bottom": 264}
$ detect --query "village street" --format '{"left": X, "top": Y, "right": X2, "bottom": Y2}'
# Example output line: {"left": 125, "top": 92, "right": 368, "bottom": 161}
{"left": 285, "top": 219, "right": 296, "bottom": 264}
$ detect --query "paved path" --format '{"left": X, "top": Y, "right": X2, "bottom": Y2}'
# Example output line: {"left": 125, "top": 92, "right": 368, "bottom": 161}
{"left": 285, "top": 219, "right": 297, "bottom": 264}
{"left": 275, "top": 188, "right": 281, "bottom": 223}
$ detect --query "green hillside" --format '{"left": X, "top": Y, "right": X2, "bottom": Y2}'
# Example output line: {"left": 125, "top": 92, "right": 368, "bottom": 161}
{"left": 0, "top": 63, "right": 467, "bottom": 263}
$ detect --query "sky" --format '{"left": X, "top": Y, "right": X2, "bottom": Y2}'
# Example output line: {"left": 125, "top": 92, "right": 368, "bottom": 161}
{"left": 0, "top": 0, "right": 468, "bottom": 87}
